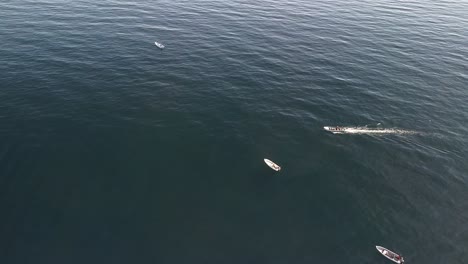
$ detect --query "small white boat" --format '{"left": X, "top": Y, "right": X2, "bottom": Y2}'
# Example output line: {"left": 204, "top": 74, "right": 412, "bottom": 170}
{"left": 264, "top": 159, "right": 281, "bottom": 171}
{"left": 154, "top": 41, "right": 165, "bottom": 49}
{"left": 376, "top": 246, "right": 405, "bottom": 264}
{"left": 323, "top": 126, "right": 347, "bottom": 134}
{"left": 323, "top": 126, "right": 407, "bottom": 135}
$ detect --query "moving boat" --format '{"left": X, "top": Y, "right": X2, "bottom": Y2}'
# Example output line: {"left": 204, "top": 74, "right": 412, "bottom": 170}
{"left": 154, "top": 41, "right": 165, "bottom": 49}
{"left": 323, "top": 126, "right": 400, "bottom": 134}
{"left": 376, "top": 246, "right": 405, "bottom": 264}
{"left": 323, "top": 126, "right": 346, "bottom": 133}
{"left": 264, "top": 159, "right": 281, "bottom": 171}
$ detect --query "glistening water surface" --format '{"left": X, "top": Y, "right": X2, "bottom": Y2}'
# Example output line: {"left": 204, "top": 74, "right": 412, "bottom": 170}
{"left": 1, "top": 0, "right": 467, "bottom": 263}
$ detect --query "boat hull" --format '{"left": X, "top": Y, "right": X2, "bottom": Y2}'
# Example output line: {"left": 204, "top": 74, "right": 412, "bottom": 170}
{"left": 264, "top": 159, "right": 281, "bottom": 171}
{"left": 323, "top": 126, "right": 345, "bottom": 134}
{"left": 376, "top": 246, "right": 403, "bottom": 264}
{"left": 154, "top": 42, "right": 165, "bottom": 49}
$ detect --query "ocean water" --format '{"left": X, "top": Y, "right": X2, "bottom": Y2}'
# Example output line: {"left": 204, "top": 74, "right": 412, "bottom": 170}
{"left": 1, "top": 0, "right": 467, "bottom": 263}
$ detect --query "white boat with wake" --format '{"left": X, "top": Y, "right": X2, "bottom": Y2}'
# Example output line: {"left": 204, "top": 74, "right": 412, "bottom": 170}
{"left": 376, "top": 246, "right": 405, "bottom": 264}
{"left": 264, "top": 159, "right": 281, "bottom": 171}
{"left": 154, "top": 41, "right": 165, "bottom": 49}
{"left": 324, "top": 126, "right": 414, "bottom": 135}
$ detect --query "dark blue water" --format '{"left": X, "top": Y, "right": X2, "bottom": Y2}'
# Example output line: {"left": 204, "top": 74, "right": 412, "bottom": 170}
{"left": 1, "top": 0, "right": 467, "bottom": 263}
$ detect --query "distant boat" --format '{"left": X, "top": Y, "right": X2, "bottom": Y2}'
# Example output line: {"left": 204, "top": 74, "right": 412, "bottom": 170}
{"left": 324, "top": 126, "right": 346, "bottom": 133}
{"left": 376, "top": 246, "right": 405, "bottom": 264}
{"left": 264, "top": 159, "right": 281, "bottom": 171}
{"left": 323, "top": 126, "right": 413, "bottom": 135}
{"left": 154, "top": 41, "right": 165, "bottom": 49}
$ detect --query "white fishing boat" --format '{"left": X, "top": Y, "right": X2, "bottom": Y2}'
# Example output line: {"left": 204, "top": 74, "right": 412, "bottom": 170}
{"left": 323, "top": 126, "right": 408, "bottom": 135}
{"left": 323, "top": 126, "right": 347, "bottom": 134}
{"left": 264, "top": 159, "right": 281, "bottom": 171}
{"left": 154, "top": 41, "right": 165, "bottom": 49}
{"left": 376, "top": 246, "right": 405, "bottom": 264}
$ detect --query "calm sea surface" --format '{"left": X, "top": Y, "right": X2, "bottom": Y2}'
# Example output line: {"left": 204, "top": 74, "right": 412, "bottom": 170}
{"left": 1, "top": 0, "right": 467, "bottom": 263}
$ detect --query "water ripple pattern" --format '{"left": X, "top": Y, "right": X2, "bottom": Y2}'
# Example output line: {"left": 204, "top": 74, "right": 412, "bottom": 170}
{"left": 0, "top": 0, "right": 467, "bottom": 263}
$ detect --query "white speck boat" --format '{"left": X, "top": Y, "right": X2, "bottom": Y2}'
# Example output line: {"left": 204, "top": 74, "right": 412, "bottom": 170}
{"left": 154, "top": 41, "right": 165, "bottom": 49}
{"left": 376, "top": 246, "right": 405, "bottom": 264}
{"left": 264, "top": 159, "right": 281, "bottom": 171}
